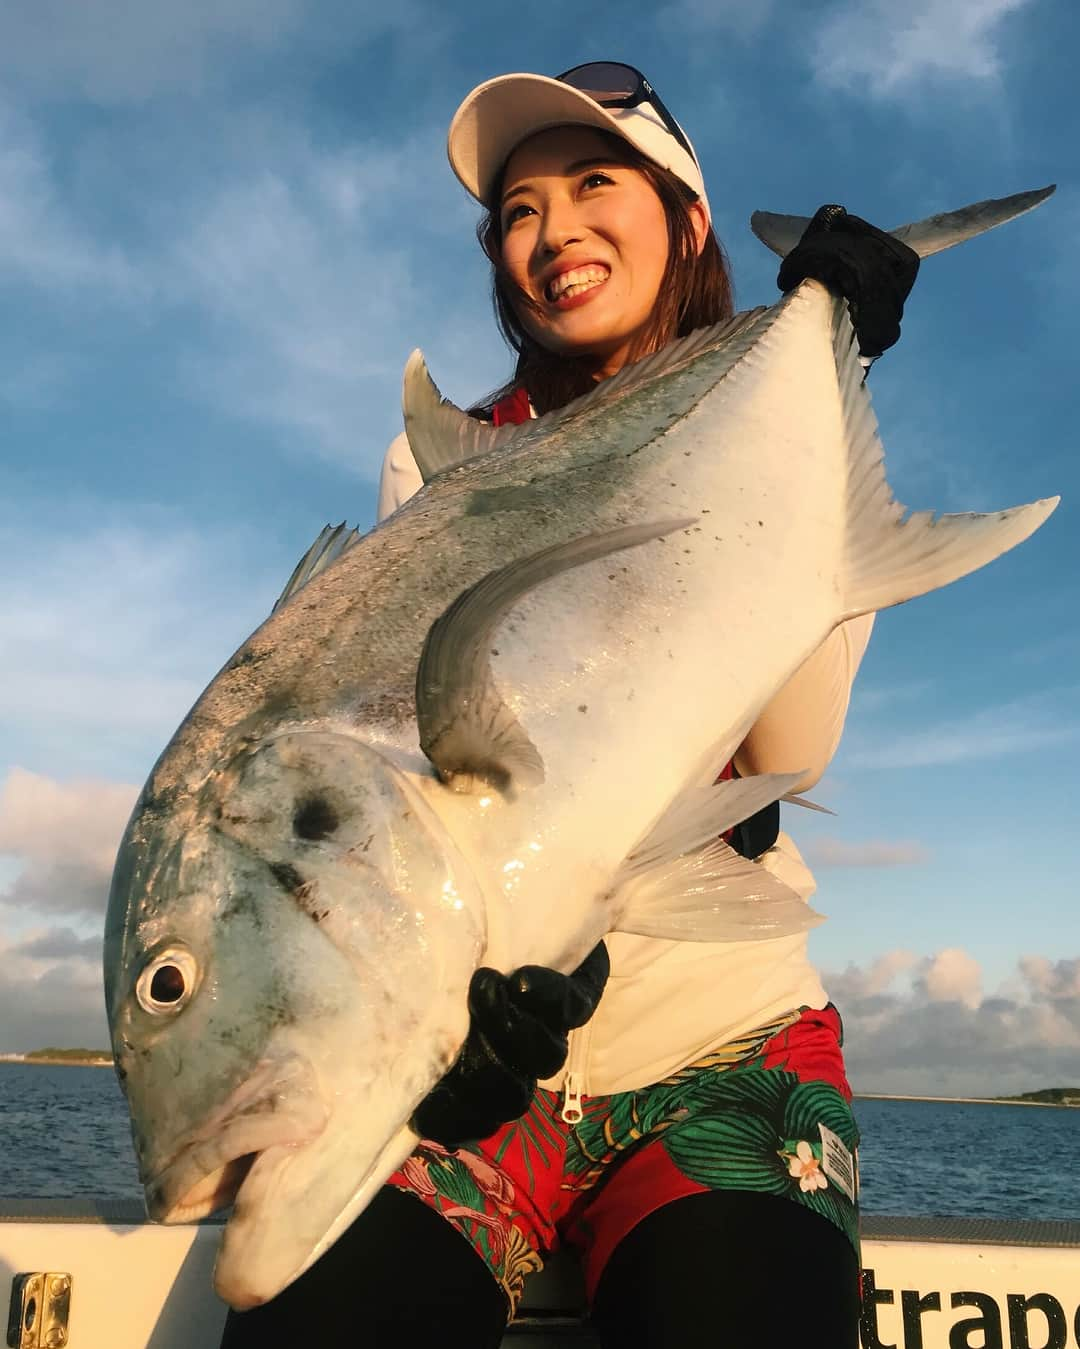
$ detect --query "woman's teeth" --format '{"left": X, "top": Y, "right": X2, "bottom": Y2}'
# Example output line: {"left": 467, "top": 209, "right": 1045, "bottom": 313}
{"left": 547, "top": 265, "right": 609, "bottom": 302}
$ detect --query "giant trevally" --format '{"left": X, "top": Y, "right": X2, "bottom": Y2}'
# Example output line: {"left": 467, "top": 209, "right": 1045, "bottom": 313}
{"left": 104, "top": 187, "right": 1058, "bottom": 1309}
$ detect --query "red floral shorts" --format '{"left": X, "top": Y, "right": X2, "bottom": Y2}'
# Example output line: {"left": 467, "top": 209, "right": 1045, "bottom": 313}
{"left": 386, "top": 1004, "right": 860, "bottom": 1314}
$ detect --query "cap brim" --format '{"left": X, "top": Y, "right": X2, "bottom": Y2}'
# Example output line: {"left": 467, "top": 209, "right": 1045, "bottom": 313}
{"left": 448, "top": 74, "right": 645, "bottom": 208}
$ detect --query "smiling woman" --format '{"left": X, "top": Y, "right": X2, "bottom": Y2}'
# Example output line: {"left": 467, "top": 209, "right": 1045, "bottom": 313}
{"left": 482, "top": 127, "right": 721, "bottom": 407}
{"left": 220, "top": 61, "right": 923, "bottom": 1349}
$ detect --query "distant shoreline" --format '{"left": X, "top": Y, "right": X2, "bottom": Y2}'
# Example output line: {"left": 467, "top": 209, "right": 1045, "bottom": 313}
{"left": 0, "top": 1054, "right": 113, "bottom": 1068}
{"left": 856, "top": 1092, "right": 1079, "bottom": 1109}
{"left": 0, "top": 1058, "right": 1076, "bottom": 1104}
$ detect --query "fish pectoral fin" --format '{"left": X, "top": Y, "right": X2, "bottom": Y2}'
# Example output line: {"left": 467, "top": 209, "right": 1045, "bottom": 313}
{"left": 403, "top": 352, "right": 516, "bottom": 482}
{"left": 609, "top": 772, "right": 824, "bottom": 942}
{"left": 750, "top": 184, "right": 1055, "bottom": 259}
{"left": 416, "top": 519, "right": 696, "bottom": 796}
{"left": 271, "top": 522, "right": 362, "bottom": 614}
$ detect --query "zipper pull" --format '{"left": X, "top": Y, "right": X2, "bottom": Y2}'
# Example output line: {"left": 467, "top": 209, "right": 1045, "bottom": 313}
{"left": 561, "top": 1072, "right": 584, "bottom": 1125}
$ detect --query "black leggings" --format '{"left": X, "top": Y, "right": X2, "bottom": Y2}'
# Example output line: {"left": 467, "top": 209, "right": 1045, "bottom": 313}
{"left": 218, "top": 1185, "right": 860, "bottom": 1348}
{"left": 592, "top": 1190, "right": 861, "bottom": 1348}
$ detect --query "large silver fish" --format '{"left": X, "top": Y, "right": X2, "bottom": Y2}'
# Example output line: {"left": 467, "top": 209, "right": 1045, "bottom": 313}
{"left": 104, "top": 188, "right": 1058, "bottom": 1309}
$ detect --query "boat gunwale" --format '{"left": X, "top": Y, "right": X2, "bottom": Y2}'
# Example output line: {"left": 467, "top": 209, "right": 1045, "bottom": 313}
{"left": 2, "top": 1199, "right": 1079, "bottom": 1249}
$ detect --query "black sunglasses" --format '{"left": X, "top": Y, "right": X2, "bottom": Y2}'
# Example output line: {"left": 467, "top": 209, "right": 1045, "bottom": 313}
{"left": 556, "top": 62, "right": 698, "bottom": 166}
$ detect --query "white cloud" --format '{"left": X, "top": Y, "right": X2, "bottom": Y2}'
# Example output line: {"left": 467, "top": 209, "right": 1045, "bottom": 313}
{"left": 168, "top": 147, "right": 419, "bottom": 462}
{"left": 0, "top": 102, "right": 143, "bottom": 294}
{"left": 1018, "top": 955, "right": 1080, "bottom": 1000}
{"left": 842, "top": 690, "right": 1080, "bottom": 770}
{"left": 812, "top": 0, "right": 1034, "bottom": 96}
{"left": 0, "top": 507, "right": 277, "bottom": 768}
{"left": 0, "top": 928, "right": 109, "bottom": 1052}
{"left": 658, "top": 0, "right": 775, "bottom": 37}
{"left": 826, "top": 946, "right": 1080, "bottom": 1095}
{"left": 829, "top": 949, "right": 919, "bottom": 999}
{"left": 0, "top": 0, "right": 428, "bottom": 104}
{"left": 0, "top": 94, "right": 501, "bottom": 465}
{"left": 856, "top": 679, "right": 936, "bottom": 713}
{"left": 915, "top": 946, "right": 982, "bottom": 1009}
{"left": 0, "top": 349, "right": 83, "bottom": 410}
{"left": 806, "top": 838, "right": 930, "bottom": 868}
{"left": 0, "top": 769, "right": 137, "bottom": 917}
{"left": 12, "top": 926, "right": 103, "bottom": 962}
{"left": 152, "top": 117, "right": 505, "bottom": 465}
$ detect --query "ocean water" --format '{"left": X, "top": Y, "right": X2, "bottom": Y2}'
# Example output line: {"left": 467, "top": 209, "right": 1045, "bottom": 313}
{"left": 2, "top": 1064, "right": 1079, "bottom": 1220}
{"left": 1, "top": 1063, "right": 141, "bottom": 1200}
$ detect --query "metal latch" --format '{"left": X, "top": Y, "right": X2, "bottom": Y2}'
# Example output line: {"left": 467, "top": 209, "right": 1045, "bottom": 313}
{"left": 6, "top": 1273, "right": 71, "bottom": 1349}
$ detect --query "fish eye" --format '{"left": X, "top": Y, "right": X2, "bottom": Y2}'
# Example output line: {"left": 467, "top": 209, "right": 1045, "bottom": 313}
{"left": 136, "top": 947, "right": 198, "bottom": 1016}
{"left": 293, "top": 794, "right": 339, "bottom": 841}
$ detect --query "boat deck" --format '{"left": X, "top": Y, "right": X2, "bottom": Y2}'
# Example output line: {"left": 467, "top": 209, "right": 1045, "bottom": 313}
{"left": 4, "top": 1200, "right": 1079, "bottom": 1347}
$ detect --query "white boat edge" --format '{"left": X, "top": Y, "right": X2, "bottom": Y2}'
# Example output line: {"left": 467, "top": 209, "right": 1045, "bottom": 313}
{"left": 3, "top": 1202, "right": 1079, "bottom": 1348}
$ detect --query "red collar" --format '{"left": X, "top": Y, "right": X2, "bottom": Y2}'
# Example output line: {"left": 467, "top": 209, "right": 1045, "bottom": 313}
{"left": 491, "top": 387, "right": 533, "bottom": 426}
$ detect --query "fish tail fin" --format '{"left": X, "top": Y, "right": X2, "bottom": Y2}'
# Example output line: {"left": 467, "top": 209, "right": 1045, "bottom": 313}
{"left": 751, "top": 185, "right": 1055, "bottom": 260}
{"left": 609, "top": 773, "right": 824, "bottom": 943}
{"left": 824, "top": 294, "right": 1059, "bottom": 618}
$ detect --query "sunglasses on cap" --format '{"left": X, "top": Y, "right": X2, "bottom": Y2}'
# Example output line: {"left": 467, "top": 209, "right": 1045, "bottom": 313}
{"left": 556, "top": 62, "right": 699, "bottom": 166}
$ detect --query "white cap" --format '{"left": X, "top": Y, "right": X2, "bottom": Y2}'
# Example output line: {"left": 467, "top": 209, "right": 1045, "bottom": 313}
{"left": 447, "top": 72, "right": 710, "bottom": 222}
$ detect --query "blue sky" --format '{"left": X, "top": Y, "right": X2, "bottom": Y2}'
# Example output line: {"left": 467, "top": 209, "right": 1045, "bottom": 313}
{"left": 0, "top": 0, "right": 1076, "bottom": 1094}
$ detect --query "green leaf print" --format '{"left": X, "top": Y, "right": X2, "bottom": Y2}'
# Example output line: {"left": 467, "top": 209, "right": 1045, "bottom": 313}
{"left": 783, "top": 1081, "right": 859, "bottom": 1152}
{"left": 429, "top": 1157, "right": 485, "bottom": 1212}
{"left": 572, "top": 1091, "right": 639, "bottom": 1164}
{"left": 493, "top": 1095, "right": 563, "bottom": 1189}
{"left": 663, "top": 1111, "right": 791, "bottom": 1194}
{"left": 666, "top": 1066, "right": 796, "bottom": 1126}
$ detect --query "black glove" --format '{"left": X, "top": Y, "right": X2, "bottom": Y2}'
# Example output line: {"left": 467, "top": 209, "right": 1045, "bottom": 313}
{"left": 777, "top": 204, "right": 920, "bottom": 360}
{"left": 411, "top": 941, "right": 610, "bottom": 1149}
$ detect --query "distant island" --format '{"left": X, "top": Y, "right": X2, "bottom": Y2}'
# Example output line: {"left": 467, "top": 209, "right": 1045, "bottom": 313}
{"left": 0, "top": 1048, "right": 113, "bottom": 1067}
{"left": 997, "top": 1086, "right": 1080, "bottom": 1106}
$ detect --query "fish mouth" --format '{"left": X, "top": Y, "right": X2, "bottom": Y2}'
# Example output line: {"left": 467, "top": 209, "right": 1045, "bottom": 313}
{"left": 145, "top": 1054, "right": 328, "bottom": 1223}
{"left": 214, "top": 1117, "right": 421, "bottom": 1310}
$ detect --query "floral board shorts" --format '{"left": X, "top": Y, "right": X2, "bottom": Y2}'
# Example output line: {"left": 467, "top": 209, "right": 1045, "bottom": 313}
{"left": 386, "top": 1003, "right": 860, "bottom": 1315}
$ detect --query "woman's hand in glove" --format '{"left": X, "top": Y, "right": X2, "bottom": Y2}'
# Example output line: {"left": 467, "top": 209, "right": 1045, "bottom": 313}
{"left": 411, "top": 941, "right": 610, "bottom": 1150}
{"left": 777, "top": 204, "right": 920, "bottom": 360}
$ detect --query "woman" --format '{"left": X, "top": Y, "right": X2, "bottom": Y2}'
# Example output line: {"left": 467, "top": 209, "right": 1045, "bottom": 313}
{"left": 222, "top": 63, "right": 917, "bottom": 1349}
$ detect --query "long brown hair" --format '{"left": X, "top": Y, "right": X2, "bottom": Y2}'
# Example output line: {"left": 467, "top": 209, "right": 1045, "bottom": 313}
{"left": 472, "top": 130, "right": 735, "bottom": 417}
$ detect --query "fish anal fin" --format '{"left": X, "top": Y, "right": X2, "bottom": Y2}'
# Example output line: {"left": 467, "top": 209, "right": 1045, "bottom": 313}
{"left": 417, "top": 519, "right": 696, "bottom": 796}
{"left": 781, "top": 792, "right": 835, "bottom": 817}
{"left": 610, "top": 772, "right": 823, "bottom": 942}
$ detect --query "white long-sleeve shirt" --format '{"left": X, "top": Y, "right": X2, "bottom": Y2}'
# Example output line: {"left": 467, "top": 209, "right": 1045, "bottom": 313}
{"left": 377, "top": 430, "right": 873, "bottom": 1095}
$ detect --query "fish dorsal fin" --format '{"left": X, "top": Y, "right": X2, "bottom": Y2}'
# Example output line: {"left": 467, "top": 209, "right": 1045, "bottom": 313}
{"left": 416, "top": 519, "right": 695, "bottom": 796}
{"left": 751, "top": 184, "right": 1056, "bottom": 260}
{"left": 609, "top": 772, "right": 824, "bottom": 942}
{"left": 271, "top": 522, "right": 362, "bottom": 614}
{"left": 811, "top": 287, "right": 1059, "bottom": 617}
{"left": 402, "top": 352, "right": 516, "bottom": 482}
{"left": 401, "top": 306, "right": 774, "bottom": 482}
{"left": 532, "top": 304, "right": 772, "bottom": 427}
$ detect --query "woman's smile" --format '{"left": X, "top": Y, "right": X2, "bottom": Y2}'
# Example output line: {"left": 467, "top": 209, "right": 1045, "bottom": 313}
{"left": 544, "top": 262, "right": 611, "bottom": 306}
